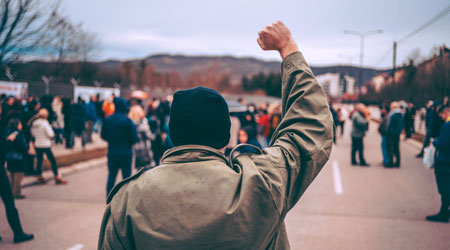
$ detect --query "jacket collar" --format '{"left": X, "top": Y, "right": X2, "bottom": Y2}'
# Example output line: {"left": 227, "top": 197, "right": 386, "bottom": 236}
{"left": 161, "top": 145, "right": 228, "bottom": 165}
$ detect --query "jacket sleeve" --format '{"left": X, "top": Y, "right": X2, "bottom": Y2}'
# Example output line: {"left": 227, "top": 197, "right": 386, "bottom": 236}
{"left": 44, "top": 121, "right": 55, "bottom": 139}
{"left": 263, "top": 51, "right": 333, "bottom": 212}
{"left": 433, "top": 123, "right": 450, "bottom": 152}
{"left": 98, "top": 205, "right": 126, "bottom": 250}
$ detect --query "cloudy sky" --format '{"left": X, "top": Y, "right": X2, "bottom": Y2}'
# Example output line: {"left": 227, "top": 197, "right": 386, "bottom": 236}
{"left": 63, "top": 0, "right": 450, "bottom": 69}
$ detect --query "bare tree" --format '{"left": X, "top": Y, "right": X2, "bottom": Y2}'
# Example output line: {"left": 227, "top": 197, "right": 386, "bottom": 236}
{"left": 70, "top": 25, "right": 100, "bottom": 62}
{"left": 0, "top": 0, "right": 61, "bottom": 65}
{"left": 47, "top": 12, "right": 76, "bottom": 62}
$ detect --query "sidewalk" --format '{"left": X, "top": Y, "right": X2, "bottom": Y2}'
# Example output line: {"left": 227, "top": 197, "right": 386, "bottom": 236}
{"left": 23, "top": 133, "right": 107, "bottom": 187}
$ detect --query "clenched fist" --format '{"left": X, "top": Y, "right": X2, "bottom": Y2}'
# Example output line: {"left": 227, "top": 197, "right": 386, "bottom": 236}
{"left": 257, "top": 21, "right": 299, "bottom": 59}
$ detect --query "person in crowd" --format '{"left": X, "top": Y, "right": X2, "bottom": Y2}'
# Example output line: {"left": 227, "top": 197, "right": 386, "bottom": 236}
{"left": 51, "top": 96, "right": 65, "bottom": 144}
{"left": 102, "top": 95, "right": 115, "bottom": 118}
{"left": 417, "top": 100, "right": 437, "bottom": 158}
{"left": 337, "top": 106, "right": 348, "bottom": 137}
{"left": 330, "top": 104, "right": 338, "bottom": 144}
{"left": 101, "top": 98, "right": 138, "bottom": 196}
{"left": 29, "top": 109, "right": 67, "bottom": 185}
{"left": 257, "top": 104, "right": 271, "bottom": 145}
{"left": 267, "top": 102, "right": 282, "bottom": 145}
{"left": 85, "top": 96, "right": 98, "bottom": 143}
{"left": 1, "top": 97, "right": 14, "bottom": 126}
{"left": 160, "top": 122, "right": 174, "bottom": 152}
{"left": 418, "top": 107, "right": 426, "bottom": 130}
{"left": 236, "top": 126, "right": 262, "bottom": 153}
{"left": 62, "top": 98, "right": 73, "bottom": 149}
{"left": 71, "top": 97, "right": 87, "bottom": 150}
{"left": 94, "top": 93, "right": 104, "bottom": 133}
{"left": 225, "top": 113, "right": 241, "bottom": 156}
{"left": 21, "top": 99, "right": 40, "bottom": 175}
{"left": 378, "top": 107, "right": 389, "bottom": 166}
{"left": 5, "top": 99, "right": 23, "bottom": 122}
{"left": 351, "top": 103, "right": 369, "bottom": 166}
{"left": 426, "top": 107, "right": 450, "bottom": 223}
{"left": 5, "top": 119, "right": 28, "bottom": 199}
{"left": 385, "top": 102, "right": 403, "bottom": 168}
{"left": 0, "top": 106, "right": 34, "bottom": 244}
{"left": 146, "top": 98, "right": 157, "bottom": 122}
{"left": 129, "top": 105, "right": 155, "bottom": 170}
{"left": 98, "top": 21, "right": 333, "bottom": 249}
{"left": 431, "top": 104, "right": 445, "bottom": 141}
{"left": 148, "top": 119, "right": 163, "bottom": 165}
{"left": 156, "top": 99, "right": 171, "bottom": 132}
{"left": 403, "top": 103, "right": 415, "bottom": 139}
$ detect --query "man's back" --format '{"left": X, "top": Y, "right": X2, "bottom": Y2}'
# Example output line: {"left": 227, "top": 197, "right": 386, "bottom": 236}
{"left": 105, "top": 145, "right": 285, "bottom": 249}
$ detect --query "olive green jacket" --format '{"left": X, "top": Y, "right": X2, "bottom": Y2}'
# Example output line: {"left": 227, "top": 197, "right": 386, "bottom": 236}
{"left": 98, "top": 52, "right": 333, "bottom": 250}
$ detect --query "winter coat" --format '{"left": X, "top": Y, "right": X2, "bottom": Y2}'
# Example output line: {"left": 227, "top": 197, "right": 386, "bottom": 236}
{"left": 5, "top": 130, "right": 28, "bottom": 173}
{"left": 101, "top": 98, "right": 139, "bottom": 157}
{"left": 386, "top": 108, "right": 404, "bottom": 136}
{"left": 351, "top": 111, "right": 368, "bottom": 138}
{"left": 433, "top": 120, "right": 450, "bottom": 164}
{"left": 71, "top": 102, "right": 87, "bottom": 134}
{"left": 86, "top": 101, "right": 98, "bottom": 121}
{"left": 30, "top": 118, "right": 54, "bottom": 148}
{"left": 98, "top": 52, "right": 333, "bottom": 250}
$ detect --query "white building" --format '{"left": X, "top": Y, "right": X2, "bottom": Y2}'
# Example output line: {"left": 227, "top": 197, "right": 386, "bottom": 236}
{"left": 315, "top": 73, "right": 355, "bottom": 98}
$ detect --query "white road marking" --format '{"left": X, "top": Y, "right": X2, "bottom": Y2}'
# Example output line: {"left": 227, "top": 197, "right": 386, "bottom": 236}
{"left": 67, "top": 244, "right": 84, "bottom": 250}
{"left": 332, "top": 160, "right": 343, "bottom": 195}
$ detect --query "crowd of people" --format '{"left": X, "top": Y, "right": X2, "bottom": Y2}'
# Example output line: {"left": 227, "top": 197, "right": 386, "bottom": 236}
{"left": 329, "top": 98, "right": 450, "bottom": 223}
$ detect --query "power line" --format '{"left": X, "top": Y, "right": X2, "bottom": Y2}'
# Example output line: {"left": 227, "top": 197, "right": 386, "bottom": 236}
{"left": 374, "top": 47, "right": 393, "bottom": 67}
{"left": 398, "top": 4, "right": 450, "bottom": 44}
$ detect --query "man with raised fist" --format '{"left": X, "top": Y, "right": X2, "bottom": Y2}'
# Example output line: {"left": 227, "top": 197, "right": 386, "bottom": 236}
{"left": 98, "top": 21, "right": 333, "bottom": 250}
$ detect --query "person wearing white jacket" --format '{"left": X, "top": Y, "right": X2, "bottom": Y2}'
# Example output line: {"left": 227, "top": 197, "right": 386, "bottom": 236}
{"left": 29, "top": 109, "right": 67, "bottom": 185}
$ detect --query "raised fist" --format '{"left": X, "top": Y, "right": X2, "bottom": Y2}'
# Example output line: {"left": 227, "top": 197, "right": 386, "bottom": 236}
{"left": 257, "top": 21, "right": 299, "bottom": 59}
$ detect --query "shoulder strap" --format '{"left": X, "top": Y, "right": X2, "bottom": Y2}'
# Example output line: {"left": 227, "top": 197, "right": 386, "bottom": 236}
{"left": 228, "top": 143, "right": 263, "bottom": 169}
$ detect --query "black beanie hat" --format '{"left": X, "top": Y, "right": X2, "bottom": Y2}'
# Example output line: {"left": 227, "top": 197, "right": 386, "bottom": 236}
{"left": 169, "top": 86, "right": 231, "bottom": 149}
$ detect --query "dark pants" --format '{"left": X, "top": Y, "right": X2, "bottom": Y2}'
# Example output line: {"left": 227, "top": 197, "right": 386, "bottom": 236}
{"left": 106, "top": 155, "right": 132, "bottom": 196}
{"left": 36, "top": 148, "right": 58, "bottom": 176}
{"left": 71, "top": 130, "right": 86, "bottom": 149}
{"left": 25, "top": 154, "right": 35, "bottom": 175}
{"left": 351, "top": 137, "right": 367, "bottom": 164}
{"left": 338, "top": 121, "right": 345, "bottom": 136}
{"left": 53, "top": 128, "right": 64, "bottom": 144}
{"left": 381, "top": 135, "right": 389, "bottom": 165}
{"left": 420, "top": 129, "right": 433, "bottom": 154}
{"left": 404, "top": 122, "right": 413, "bottom": 138}
{"left": 387, "top": 135, "right": 401, "bottom": 166}
{"left": 65, "top": 127, "right": 73, "bottom": 148}
{"left": 85, "top": 121, "right": 93, "bottom": 143}
{"left": 434, "top": 162, "right": 450, "bottom": 214}
{"left": 0, "top": 162, "right": 26, "bottom": 236}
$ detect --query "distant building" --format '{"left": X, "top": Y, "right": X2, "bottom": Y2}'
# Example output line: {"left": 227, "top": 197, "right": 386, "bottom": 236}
{"left": 316, "top": 73, "right": 356, "bottom": 98}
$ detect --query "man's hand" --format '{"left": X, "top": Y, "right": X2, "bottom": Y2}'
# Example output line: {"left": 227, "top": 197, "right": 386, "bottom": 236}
{"left": 257, "top": 21, "right": 299, "bottom": 59}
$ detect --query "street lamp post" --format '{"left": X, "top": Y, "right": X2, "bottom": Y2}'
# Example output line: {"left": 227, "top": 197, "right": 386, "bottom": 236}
{"left": 344, "top": 29, "right": 383, "bottom": 89}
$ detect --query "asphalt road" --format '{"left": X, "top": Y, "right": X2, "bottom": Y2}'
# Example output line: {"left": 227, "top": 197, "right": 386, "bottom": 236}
{"left": 1, "top": 122, "right": 449, "bottom": 250}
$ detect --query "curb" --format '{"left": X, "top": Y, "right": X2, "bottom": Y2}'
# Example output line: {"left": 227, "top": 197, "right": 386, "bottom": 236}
{"left": 22, "top": 157, "right": 107, "bottom": 188}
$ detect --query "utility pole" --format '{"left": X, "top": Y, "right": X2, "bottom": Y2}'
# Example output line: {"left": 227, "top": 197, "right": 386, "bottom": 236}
{"left": 41, "top": 75, "right": 50, "bottom": 95}
{"left": 344, "top": 29, "right": 383, "bottom": 90}
{"left": 392, "top": 41, "right": 397, "bottom": 85}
